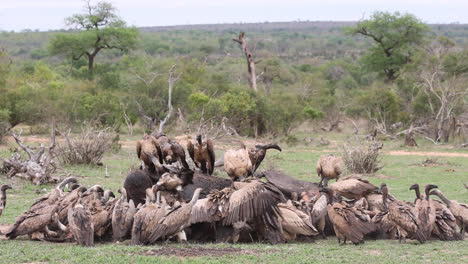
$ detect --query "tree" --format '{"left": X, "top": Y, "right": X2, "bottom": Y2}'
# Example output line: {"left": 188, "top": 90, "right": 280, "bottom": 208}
{"left": 346, "top": 11, "right": 428, "bottom": 82}
{"left": 48, "top": 0, "right": 138, "bottom": 74}
{"left": 233, "top": 32, "right": 259, "bottom": 91}
{"left": 418, "top": 37, "right": 468, "bottom": 142}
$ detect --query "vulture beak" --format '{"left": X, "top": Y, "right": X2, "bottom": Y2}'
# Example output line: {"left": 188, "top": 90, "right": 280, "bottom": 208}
{"left": 409, "top": 183, "right": 418, "bottom": 190}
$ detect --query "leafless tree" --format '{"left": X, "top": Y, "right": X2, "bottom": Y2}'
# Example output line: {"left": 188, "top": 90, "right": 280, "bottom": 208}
{"left": 418, "top": 40, "right": 468, "bottom": 142}
{"left": 136, "top": 64, "right": 181, "bottom": 135}
{"left": 233, "top": 32, "right": 258, "bottom": 91}
{"left": 2, "top": 121, "right": 57, "bottom": 185}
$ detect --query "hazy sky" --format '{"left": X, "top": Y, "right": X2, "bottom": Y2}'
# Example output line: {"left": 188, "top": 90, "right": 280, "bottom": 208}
{"left": 1, "top": 0, "right": 468, "bottom": 31}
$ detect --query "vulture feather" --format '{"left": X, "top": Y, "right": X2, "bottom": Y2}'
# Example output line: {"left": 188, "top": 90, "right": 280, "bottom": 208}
{"left": 0, "top": 184, "right": 12, "bottom": 217}
{"left": 187, "top": 135, "right": 216, "bottom": 175}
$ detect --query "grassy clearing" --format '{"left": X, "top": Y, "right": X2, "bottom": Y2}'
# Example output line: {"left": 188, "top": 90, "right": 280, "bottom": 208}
{"left": 0, "top": 135, "right": 467, "bottom": 263}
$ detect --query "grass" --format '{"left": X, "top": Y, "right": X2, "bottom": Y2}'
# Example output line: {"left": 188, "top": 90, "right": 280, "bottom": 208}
{"left": 0, "top": 134, "right": 467, "bottom": 263}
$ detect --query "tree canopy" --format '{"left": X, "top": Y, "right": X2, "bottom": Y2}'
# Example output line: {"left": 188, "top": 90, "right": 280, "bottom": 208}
{"left": 48, "top": 0, "right": 139, "bottom": 74}
{"left": 346, "top": 11, "right": 429, "bottom": 82}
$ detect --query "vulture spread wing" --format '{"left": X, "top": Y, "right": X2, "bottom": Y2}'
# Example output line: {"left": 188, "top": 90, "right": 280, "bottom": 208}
{"left": 6, "top": 205, "right": 58, "bottom": 239}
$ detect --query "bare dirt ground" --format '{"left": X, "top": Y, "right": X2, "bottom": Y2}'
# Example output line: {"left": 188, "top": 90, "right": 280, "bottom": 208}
{"left": 141, "top": 246, "right": 262, "bottom": 258}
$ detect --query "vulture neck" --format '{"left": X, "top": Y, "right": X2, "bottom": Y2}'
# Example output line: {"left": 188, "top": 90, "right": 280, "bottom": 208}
{"left": 189, "top": 189, "right": 202, "bottom": 205}
{"left": 382, "top": 188, "right": 388, "bottom": 211}
{"left": 413, "top": 186, "right": 421, "bottom": 201}
{"left": 435, "top": 191, "right": 451, "bottom": 206}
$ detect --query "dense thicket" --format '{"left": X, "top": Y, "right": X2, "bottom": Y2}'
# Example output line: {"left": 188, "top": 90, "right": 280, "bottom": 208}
{"left": 1, "top": 10, "right": 468, "bottom": 141}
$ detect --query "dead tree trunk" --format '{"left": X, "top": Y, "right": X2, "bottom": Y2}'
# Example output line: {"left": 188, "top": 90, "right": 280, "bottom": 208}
{"left": 233, "top": 32, "right": 257, "bottom": 91}
{"left": 2, "top": 121, "right": 58, "bottom": 185}
{"left": 404, "top": 125, "right": 418, "bottom": 147}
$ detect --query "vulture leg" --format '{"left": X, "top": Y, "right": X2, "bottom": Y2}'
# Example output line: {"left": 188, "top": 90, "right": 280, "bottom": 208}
{"left": 323, "top": 178, "right": 329, "bottom": 187}
{"left": 319, "top": 176, "right": 324, "bottom": 187}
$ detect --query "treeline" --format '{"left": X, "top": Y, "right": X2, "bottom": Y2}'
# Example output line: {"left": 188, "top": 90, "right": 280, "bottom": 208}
{"left": 1, "top": 2, "right": 468, "bottom": 143}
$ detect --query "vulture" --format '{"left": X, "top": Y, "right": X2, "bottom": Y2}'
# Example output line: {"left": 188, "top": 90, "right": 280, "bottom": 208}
{"left": 430, "top": 189, "right": 468, "bottom": 238}
{"left": 112, "top": 188, "right": 136, "bottom": 241}
{"left": 327, "top": 198, "right": 375, "bottom": 245}
{"left": 5, "top": 201, "right": 59, "bottom": 239}
{"left": 187, "top": 135, "right": 216, "bottom": 175}
{"left": 328, "top": 176, "right": 378, "bottom": 200}
{"left": 0, "top": 184, "right": 12, "bottom": 217}
{"left": 68, "top": 194, "right": 94, "bottom": 246}
{"left": 190, "top": 179, "right": 286, "bottom": 244}
{"left": 277, "top": 200, "right": 318, "bottom": 240}
{"left": 427, "top": 192, "right": 462, "bottom": 241}
{"left": 316, "top": 154, "right": 344, "bottom": 187}
{"left": 410, "top": 184, "right": 438, "bottom": 241}
{"left": 223, "top": 147, "right": 252, "bottom": 181}
{"left": 154, "top": 134, "right": 190, "bottom": 169}
{"left": 259, "top": 170, "right": 320, "bottom": 200}
{"left": 57, "top": 185, "right": 88, "bottom": 225}
{"left": 136, "top": 133, "right": 163, "bottom": 173}
{"left": 248, "top": 144, "right": 282, "bottom": 173}
{"left": 382, "top": 183, "right": 426, "bottom": 244}
{"left": 131, "top": 188, "right": 167, "bottom": 245}
{"left": 29, "top": 177, "right": 78, "bottom": 211}
{"left": 310, "top": 189, "right": 330, "bottom": 239}
{"left": 147, "top": 188, "right": 202, "bottom": 243}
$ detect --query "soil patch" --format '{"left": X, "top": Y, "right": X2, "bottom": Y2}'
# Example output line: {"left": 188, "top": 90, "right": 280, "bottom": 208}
{"left": 388, "top": 150, "right": 468, "bottom": 158}
{"left": 142, "top": 246, "right": 262, "bottom": 258}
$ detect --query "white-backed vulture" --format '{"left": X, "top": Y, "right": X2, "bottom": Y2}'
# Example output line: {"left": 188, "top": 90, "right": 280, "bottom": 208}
{"left": 131, "top": 188, "right": 167, "bottom": 245}
{"left": 277, "top": 200, "right": 318, "bottom": 240}
{"left": 68, "top": 195, "right": 94, "bottom": 246}
{"left": 191, "top": 179, "right": 286, "bottom": 244}
{"left": 154, "top": 134, "right": 190, "bottom": 169}
{"left": 310, "top": 190, "right": 330, "bottom": 239}
{"left": 57, "top": 186, "right": 88, "bottom": 224}
{"left": 187, "top": 135, "right": 216, "bottom": 175}
{"left": 5, "top": 203, "right": 59, "bottom": 239}
{"left": 223, "top": 148, "right": 252, "bottom": 181}
{"left": 136, "top": 134, "right": 163, "bottom": 173}
{"left": 382, "top": 183, "right": 426, "bottom": 244}
{"left": 112, "top": 188, "right": 136, "bottom": 241}
{"left": 147, "top": 188, "right": 202, "bottom": 243}
{"left": 327, "top": 199, "right": 375, "bottom": 245}
{"left": 316, "top": 154, "right": 343, "bottom": 187}
{"left": 429, "top": 195, "right": 462, "bottom": 241}
{"left": 430, "top": 189, "right": 468, "bottom": 238}
{"left": 248, "top": 144, "right": 282, "bottom": 173}
{"left": 410, "top": 184, "right": 438, "bottom": 241}
{"left": 328, "top": 177, "right": 378, "bottom": 200}
{"left": 29, "top": 177, "right": 78, "bottom": 211}
{"left": 0, "top": 184, "right": 12, "bottom": 217}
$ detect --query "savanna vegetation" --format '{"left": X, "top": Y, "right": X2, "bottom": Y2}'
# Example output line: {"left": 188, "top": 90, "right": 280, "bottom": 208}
{"left": 1, "top": 2, "right": 468, "bottom": 145}
{"left": 0, "top": 1, "right": 467, "bottom": 263}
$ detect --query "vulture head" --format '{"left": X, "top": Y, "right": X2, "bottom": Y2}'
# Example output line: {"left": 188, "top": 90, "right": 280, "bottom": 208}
{"left": 1, "top": 185, "right": 12, "bottom": 192}
{"left": 424, "top": 184, "right": 438, "bottom": 200}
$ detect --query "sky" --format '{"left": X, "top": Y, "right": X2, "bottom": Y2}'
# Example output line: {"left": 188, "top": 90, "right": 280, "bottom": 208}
{"left": 1, "top": 0, "right": 468, "bottom": 31}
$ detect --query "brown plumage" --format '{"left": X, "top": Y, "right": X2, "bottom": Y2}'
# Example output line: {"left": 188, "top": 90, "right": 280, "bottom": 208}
{"left": 147, "top": 188, "right": 202, "bottom": 243}
{"left": 410, "top": 184, "right": 438, "bottom": 241}
{"left": 155, "top": 134, "right": 190, "bottom": 169}
{"left": 223, "top": 148, "right": 252, "bottom": 181}
{"left": 68, "top": 196, "right": 94, "bottom": 246}
{"left": 248, "top": 144, "right": 281, "bottom": 173}
{"left": 328, "top": 176, "right": 378, "bottom": 200}
{"left": 316, "top": 154, "right": 344, "bottom": 187}
{"left": 30, "top": 177, "right": 78, "bottom": 212}
{"left": 0, "top": 184, "right": 12, "bottom": 217}
{"left": 57, "top": 186, "right": 88, "bottom": 224}
{"left": 5, "top": 203, "right": 59, "bottom": 239}
{"left": 131, "top": 188, "right": 167, "bottom": 245}
{"left": 430, "top": 189, "right": 468, "bottom": 237}
{"left": 327, "top": 199, "right": 375, "bottom": 245}
{"left": 260, "top": 170, "right": 320, "bottom": 200}
{"left": 112, "top": 188, "right": 136, "bottom": 241}
{"left": 277, "top": 200, "right": 318, "bottom": 240}
{"left": 383, "top": 183, "right": 426, "bottom": 244}
{"left": 136, "top": 134, "right": 163, "bottom": 173}
{"left": 310, "top": 190, "right": 330, "bottom": 238}
{"left": 187, "top": 135, "right": 216, "bottom": 175}
{"left": 428, "top": 194, "right": 461, "bottom": 241}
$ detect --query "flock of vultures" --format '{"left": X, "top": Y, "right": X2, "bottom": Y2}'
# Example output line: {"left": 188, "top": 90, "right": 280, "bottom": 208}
{"left": 0, "top": 132, "right": 467, "bottom": 247}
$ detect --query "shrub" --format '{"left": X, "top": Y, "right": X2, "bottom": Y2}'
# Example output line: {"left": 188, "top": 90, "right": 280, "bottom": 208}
{"left": 341, "top": 137, "right": 383, "bottom": 173}
{"left": 55, "top": 123, "right": 120, "bottom": 165}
